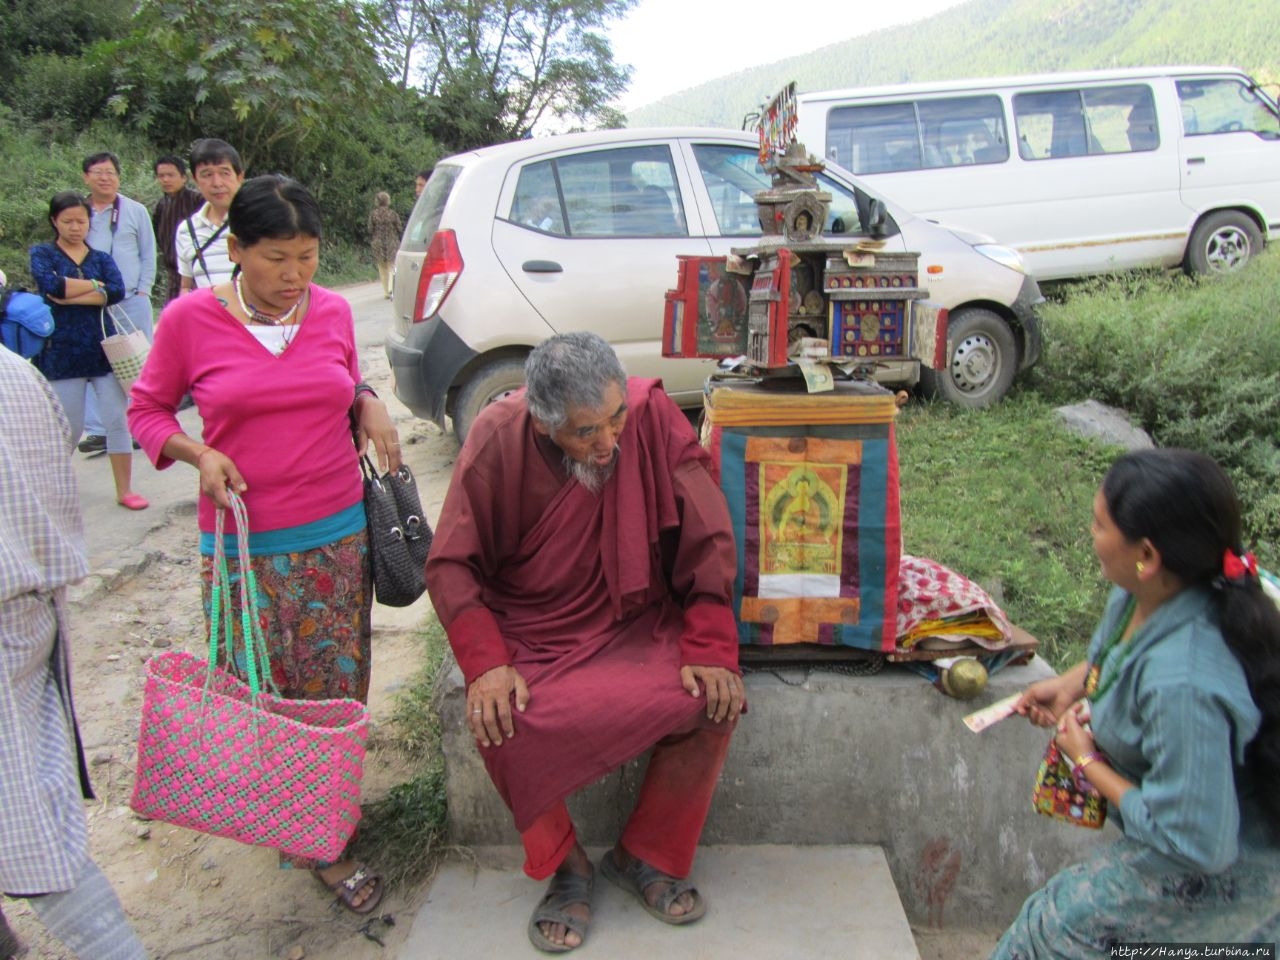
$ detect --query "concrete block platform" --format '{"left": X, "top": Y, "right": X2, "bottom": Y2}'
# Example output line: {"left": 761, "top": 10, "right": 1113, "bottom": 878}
{"left": 435, "top": 655, "right": 1105, "bottom": 926}
{"left": 402, "top": 845, "right": 919, "bottom": 959}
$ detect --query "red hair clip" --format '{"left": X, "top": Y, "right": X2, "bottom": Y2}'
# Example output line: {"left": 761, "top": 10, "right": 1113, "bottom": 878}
{"left": 1222, "top": 549, "right": 1258, "bottom": 581}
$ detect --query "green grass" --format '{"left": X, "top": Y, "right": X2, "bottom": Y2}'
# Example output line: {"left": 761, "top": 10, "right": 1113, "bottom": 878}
{"left": 897, "top": 395, "right": 1122, "bottom": 669}
{"left": 351, "top": 616, "right": 451, "bottom": 891}
{"left": 317, "top": 238, "right": 380, "bottom": 289}
{"left": 898, "top": 251, "right": 1280, "bottom": 669}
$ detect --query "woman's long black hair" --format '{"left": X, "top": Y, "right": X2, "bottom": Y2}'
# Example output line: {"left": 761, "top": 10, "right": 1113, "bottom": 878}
{"left": 1103, "top": 448, "right": 1280, "bottom": 826}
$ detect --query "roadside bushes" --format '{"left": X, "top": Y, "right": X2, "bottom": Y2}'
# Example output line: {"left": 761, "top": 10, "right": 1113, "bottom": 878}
{"left": 1031, "top": 251, "right": 1280, "bottom": 556}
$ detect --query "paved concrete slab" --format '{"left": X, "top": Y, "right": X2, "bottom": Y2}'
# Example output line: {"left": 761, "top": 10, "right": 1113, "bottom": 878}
{"left": 402, "top": 844, "right": 919, "bottom": 960}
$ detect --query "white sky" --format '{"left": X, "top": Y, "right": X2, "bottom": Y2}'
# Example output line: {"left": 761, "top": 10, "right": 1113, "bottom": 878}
{"left": 607, "top": 0, "right": 969, "bottom": 111}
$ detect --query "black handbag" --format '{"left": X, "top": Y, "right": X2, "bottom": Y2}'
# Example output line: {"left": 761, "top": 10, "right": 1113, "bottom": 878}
{"left": 359, "top": 453, "right": 433, "bottom": 606}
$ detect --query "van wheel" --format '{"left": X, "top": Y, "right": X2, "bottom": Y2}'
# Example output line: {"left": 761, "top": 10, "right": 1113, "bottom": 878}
{"left": 1184, "top": 211, "right": 1262, "bottom": 275}
{"left": 919, "top": 308, "right": 1017, "bottom": 408}
{"left": 452, "top": 358, "right": 527, "bottom": 445}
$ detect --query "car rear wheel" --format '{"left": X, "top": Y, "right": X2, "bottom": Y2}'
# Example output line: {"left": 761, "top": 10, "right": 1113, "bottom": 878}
{"left": 1184, "top": 211, "right": 1262, "bottom": 276}
{"left": 452, "top": 357, "right": 527, "bottom": 445}
{"left": 919, "top": 308, "right": 1017, "bottom": 408}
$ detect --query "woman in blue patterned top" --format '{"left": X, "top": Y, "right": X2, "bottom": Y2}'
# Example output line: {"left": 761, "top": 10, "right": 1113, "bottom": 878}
{"left": 29, "top": 191, "right": 148, "bottom": 510}
{"left": 994, "top": 449, "right": 1280, "bottom": 957}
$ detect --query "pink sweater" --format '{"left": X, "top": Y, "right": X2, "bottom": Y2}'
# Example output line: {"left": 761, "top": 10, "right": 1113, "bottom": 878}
{"left": 129, "top": 286, "right": 363, "bottom": 535}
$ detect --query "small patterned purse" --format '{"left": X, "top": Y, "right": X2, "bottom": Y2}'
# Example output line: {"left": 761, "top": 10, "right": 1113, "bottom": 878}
{"left": 1032, "top": 739, "right": 1107, "bottom": 829}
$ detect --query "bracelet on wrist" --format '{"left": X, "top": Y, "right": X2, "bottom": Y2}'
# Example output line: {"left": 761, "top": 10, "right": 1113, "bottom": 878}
{"left": 1071, "top": 751, "right": 1104, "bottom": 792}
{"left": 354, "top": 382, "right": 378, "bottom": 402}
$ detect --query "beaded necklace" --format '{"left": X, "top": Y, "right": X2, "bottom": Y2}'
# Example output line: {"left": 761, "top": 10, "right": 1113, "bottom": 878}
{"left": 233, "top": 274, "right": 302, "bottom": 327}
{"left": 1083, "top": 596, "right": 1137, "bottom": 701}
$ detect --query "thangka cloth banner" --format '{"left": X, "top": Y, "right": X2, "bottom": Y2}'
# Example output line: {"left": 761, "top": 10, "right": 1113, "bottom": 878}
{"left": 703, "top": 380, "right": 901, "bottom": 651}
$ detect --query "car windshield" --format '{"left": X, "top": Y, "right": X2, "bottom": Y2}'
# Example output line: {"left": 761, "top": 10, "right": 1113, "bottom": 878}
{"left": 401, "top": 165, "right": 461, "bottom": 253}
{"left": 691, "top": 144, "right": 876, "bottom": 238}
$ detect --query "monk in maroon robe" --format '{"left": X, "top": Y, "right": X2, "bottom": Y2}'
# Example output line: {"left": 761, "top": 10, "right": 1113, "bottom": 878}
{"left": 426, "top": 332, "right": 744, "bottom": 953}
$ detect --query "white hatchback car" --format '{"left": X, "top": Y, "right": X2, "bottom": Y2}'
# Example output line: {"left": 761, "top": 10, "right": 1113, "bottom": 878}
{"left": 386, "top": 127, "right": 1043, "bottom": 442}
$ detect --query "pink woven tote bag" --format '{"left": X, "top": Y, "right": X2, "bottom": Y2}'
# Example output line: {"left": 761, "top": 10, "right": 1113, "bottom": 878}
{"left": 130, "top": 492, "right": 369, "bottom": 861}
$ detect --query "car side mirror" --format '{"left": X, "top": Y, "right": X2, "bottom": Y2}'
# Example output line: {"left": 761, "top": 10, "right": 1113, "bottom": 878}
{"left": 867, "top": 198, "right": 887, "bottom": 239}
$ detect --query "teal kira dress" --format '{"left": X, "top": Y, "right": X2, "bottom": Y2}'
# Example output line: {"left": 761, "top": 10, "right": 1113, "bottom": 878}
{"left": 992, "top": 586, "right": 1280, "bottom": 958}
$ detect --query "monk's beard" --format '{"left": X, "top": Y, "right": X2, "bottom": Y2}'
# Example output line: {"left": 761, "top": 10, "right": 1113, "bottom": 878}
{"left": 563, "top": 446, "right": 618, "bottom": 494}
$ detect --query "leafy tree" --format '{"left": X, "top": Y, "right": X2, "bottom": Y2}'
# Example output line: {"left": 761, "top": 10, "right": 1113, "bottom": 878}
{"left": 104, "top": 0, "right": 393, "bottom": 166}
{"left": 370, "top": 0, "right": 431, "bottom": 89}
{"left": 0, "top": 0, "right": 133, "bottom": 93}
{"left": 404, "top": 0, "right": 635, "bottom": 146}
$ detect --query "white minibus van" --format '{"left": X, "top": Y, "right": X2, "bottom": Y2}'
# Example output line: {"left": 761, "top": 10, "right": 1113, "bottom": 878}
{"left": 795, "top": 67, "right": 1280, "bottom": 280}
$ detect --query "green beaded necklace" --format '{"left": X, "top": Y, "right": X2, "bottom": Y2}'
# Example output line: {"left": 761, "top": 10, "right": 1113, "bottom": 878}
{"left": 1083, "top": 596, "right": 1138, "bottom": 702}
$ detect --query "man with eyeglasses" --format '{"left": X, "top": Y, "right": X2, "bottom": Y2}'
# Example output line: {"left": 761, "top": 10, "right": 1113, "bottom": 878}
{"left": 76, "top": 152, "right": 156, "bottom": 455}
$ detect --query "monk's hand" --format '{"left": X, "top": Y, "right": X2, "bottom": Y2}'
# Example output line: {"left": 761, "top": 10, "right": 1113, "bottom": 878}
{"left": 466, "top": 665, "right": 530, "bottom": 747}
{"left": 680, "top": 665, "right": 744, "bottom": 723}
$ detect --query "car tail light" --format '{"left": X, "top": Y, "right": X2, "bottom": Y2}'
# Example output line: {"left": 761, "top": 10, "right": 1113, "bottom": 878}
{"left": 413, "top": 229, "right": 464, "bottom": 322}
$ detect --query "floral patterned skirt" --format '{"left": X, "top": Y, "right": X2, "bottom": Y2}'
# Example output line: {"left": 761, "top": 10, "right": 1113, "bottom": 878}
{"left": 198, "top": 529, "right": 372, "bottom": 868}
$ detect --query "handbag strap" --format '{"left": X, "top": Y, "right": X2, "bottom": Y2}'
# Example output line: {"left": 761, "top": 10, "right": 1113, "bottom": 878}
{"left": 210, "top": 490, "right": 278, "bottom": 698}
{"left": 104, "top": 303, "right": 139, "bottom": 337}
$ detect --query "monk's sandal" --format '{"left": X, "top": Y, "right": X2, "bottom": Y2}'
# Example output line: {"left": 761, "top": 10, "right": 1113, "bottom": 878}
{"left": 528, "top": 865, "right": 593, "bottom": 953}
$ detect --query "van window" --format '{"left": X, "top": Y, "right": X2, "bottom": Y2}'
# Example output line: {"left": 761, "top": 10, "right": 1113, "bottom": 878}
{"left": 1014, "top": 85, "right": 1158, "bottom": 159}
{"left": 401, "top": 165, "right": 460, "bottom": 253}
{"left": 691, "top": 144, "right": 875, "bottom": 238}
{"left": 826, "top": 96, "right": 1008, "bottom": 173}
{"left": 920, "top": 97, "right": 1009, "bottom": 166}
{"left": 1177, "top": 78, "right": 1280, "bottom": 137}
{"left": 509, "top": 145, "right": 687, "bottom": 238}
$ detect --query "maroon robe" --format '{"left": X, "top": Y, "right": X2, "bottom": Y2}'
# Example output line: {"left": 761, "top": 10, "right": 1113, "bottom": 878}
{"left": 426, "top": 379, "right": 740, "bottom": 830}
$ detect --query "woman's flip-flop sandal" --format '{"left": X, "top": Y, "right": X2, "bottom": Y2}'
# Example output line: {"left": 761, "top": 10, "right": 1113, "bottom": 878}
{"left": 599, "top": 849, "right": 706, "bottom": 925}
{"left": 527, "top": 865, "right": 593, "bottom": 953}
{"left": 316, "top": 862, "right": 384, "bottom": 915}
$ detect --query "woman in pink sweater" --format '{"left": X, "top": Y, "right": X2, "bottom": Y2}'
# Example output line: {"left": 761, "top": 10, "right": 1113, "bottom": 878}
{"left": 129, "top": 175, "right": 398, "bottom": 915}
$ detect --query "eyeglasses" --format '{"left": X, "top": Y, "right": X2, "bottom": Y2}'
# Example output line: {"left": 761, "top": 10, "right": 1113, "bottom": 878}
{"left": 87, "top": 168, "right": 120, "bottom": 178}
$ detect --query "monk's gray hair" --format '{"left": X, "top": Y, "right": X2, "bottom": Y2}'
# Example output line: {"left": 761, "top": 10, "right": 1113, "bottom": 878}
{"left": 524, "top": 332, "right": 627, "bottom": 430}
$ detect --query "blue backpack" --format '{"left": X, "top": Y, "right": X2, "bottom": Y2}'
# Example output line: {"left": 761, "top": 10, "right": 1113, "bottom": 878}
{"left": 1, "top": 286, "right": 55, "bottom": 359}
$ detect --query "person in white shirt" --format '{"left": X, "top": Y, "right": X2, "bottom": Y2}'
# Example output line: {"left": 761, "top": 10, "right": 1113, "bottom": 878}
{"left": 175, "top": 139, "right": 245, "bottom": 293}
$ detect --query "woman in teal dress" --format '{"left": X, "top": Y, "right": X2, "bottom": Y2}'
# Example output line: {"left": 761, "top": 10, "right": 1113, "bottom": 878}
{"left": 994, "top": 449, "right": 1280, "bottom": 958}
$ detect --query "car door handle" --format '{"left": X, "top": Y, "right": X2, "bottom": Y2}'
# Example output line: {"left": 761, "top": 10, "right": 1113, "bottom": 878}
{"left": 522, "top": 260, "right": 563, "bottom": 273}
{"left": 1185, "top": 157, "right": 1206, "bottom": 165}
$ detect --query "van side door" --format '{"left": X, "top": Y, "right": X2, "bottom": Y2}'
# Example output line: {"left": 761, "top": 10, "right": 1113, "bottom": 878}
{"left": 1175, "top": 75, "right": 1280, "bottom": 233}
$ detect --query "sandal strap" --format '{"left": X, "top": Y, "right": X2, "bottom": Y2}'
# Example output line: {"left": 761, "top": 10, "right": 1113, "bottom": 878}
{"left": 624, "top": 857, "right": 675, "bottom": 894}
{"left": 650, "top": 877, "right": 698, "bottom": 916}
{"left": 605, "top": 851, "right": 701, "bottom": 920}
{"left": 541, "top": 868, "right": 594, "bottom": 911}
{"left": 341, "top": 867, "right": 374, "bottom": 892}
{"left": 531, "top": 905, "right": 589, "bottom": 938}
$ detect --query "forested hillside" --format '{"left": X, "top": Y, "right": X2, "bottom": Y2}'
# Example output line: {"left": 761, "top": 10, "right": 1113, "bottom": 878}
{"left": 629, "top": 0, "right": 1280, "bottom": 128}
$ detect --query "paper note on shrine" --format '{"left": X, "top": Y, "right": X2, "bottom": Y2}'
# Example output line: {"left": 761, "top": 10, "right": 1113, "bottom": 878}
{"left": 796, "top": 359, "right": 834, "bottom": 393}
{"left": 962, "top": 693, "right": 1022, "bottom": 733}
